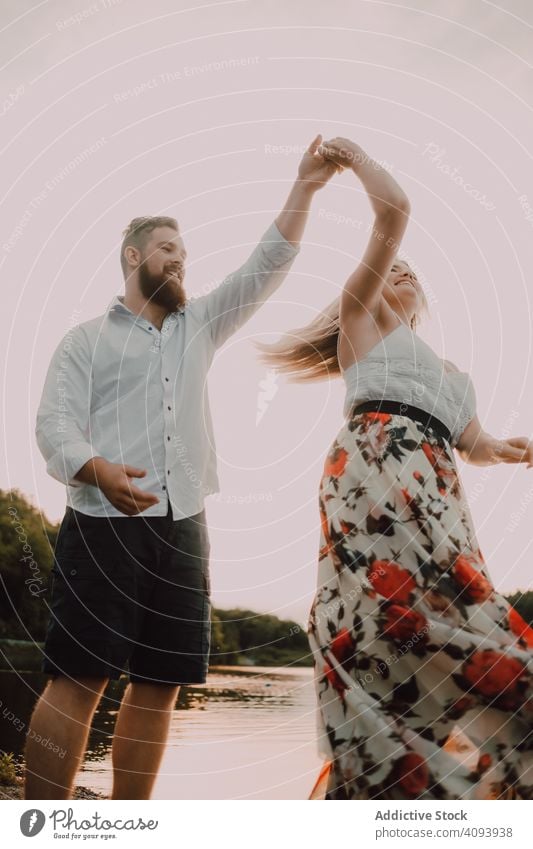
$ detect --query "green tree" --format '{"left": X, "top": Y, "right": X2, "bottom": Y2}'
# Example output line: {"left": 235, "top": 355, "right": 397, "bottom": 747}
{"left": 505, "top": 590, "right": 533, "bottom": 626}
{"left": 0, "top": 488, "right": 57, "bottom": 641}
{"left": 215, "top": 608, "right": 312, "bottom": 666}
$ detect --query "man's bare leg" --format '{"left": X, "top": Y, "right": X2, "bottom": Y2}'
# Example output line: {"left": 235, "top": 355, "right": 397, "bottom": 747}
{"left": 24, "top": 675, "right": 109, "bottom": 799}
{"left": 111, "top": 681, "right": 180, "bottom": 799}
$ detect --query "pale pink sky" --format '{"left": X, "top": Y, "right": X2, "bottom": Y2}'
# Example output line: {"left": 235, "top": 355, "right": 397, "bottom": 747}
{"left": 2, "top": 0, "right": 533, "bottom": 625}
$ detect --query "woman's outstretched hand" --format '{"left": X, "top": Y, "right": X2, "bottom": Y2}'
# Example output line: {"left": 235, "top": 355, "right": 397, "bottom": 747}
{"left": 490, "top": 436, "right": 533, "bottom": 468}
{"left": 297, "top": 134, "right": 343, "bottom": 189}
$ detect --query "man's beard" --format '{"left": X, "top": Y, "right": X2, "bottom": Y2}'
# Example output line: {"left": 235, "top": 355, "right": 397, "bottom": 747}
{"left": 138, "top": 263, "right": 186, "bottom": 312}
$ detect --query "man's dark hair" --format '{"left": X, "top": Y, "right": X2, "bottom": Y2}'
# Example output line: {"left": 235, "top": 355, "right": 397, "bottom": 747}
{"left": 120, "top": 215, "right": 178, "bottom": 278}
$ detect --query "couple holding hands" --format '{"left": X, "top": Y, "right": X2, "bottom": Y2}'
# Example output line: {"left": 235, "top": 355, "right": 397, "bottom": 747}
{"left": 29, "top": 135, "right": 533, "bottom": 800}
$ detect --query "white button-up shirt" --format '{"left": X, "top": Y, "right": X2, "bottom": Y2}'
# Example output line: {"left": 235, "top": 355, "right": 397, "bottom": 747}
{"left": 35, "top": 220, "right": 300, "bottom": 518}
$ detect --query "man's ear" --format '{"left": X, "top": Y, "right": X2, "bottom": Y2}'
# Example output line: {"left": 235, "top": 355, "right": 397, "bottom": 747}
{"left": 124, "top": 245, "right": 141, "bottom": 270}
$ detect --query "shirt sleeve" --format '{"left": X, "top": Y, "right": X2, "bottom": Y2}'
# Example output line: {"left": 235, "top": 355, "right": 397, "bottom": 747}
{"left": 35, "top": 325, "right": 98, "bottom": 488}
{"left": 199, "top": 219, "right": 300, "bottom": 349}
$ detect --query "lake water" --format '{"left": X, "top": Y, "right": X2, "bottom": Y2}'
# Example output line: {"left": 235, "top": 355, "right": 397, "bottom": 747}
{"left": 0, "top": 666, "right": 324, "bottom": 800}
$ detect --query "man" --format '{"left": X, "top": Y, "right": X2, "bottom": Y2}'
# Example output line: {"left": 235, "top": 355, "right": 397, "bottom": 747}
{"left": 26, "top": 135, "right": 340, "bottom": 800}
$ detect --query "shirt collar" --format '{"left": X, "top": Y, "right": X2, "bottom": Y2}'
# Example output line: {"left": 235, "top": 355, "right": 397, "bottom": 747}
{"left": 106, "top": 294, "right": 186, "bottom": 317}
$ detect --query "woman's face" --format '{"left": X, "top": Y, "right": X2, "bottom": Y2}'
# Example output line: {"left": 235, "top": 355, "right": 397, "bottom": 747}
{"left": 382, "top": 259, "right": 423, "bottom": 320}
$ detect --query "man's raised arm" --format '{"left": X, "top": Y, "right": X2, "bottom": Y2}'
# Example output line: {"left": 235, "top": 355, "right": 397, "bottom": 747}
{"left": 200, "top": 134, "right": 340, "bottom": 349}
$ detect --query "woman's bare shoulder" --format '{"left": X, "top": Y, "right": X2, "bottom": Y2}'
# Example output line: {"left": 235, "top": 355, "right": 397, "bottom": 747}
{"left": 338, "top": 300, "right": 401, "bottom": 370}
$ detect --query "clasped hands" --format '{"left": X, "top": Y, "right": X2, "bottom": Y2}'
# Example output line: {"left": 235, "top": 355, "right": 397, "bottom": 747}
{"left": 297, "top": 135, "right": 365, "bottom": 189}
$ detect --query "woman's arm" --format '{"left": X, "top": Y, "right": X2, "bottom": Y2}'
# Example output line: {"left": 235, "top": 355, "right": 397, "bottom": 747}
{"left": 456, "top": 413, "right": 533, "bottom": 468}
{"left": 319, "top": 137, "right": 410, "bottom": 319}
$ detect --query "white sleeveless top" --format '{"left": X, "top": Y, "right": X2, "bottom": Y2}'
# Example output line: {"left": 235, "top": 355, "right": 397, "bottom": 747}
{"left": 342, "top": 322, "right": 477, "bottom": 448}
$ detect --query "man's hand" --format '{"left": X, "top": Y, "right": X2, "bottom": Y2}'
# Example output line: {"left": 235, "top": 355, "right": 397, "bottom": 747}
{"left": 74, "top": 457, "right": 160, "bottom": 515}
{"left": 297, "top": 134, "right": 343, "bottom": 189}
{"left": 275, "top": 135, "right": 341, "bottom": 245}
{"left": 99, "top": 463, "right": 161, "bottom": 514}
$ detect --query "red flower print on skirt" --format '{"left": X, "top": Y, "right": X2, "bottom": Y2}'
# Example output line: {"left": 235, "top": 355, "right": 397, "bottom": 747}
{"left": 323, "top": 660, "right": 347, "bottom": 697}
{"left": 330, "top": 627, "right": 356, "bottom": 668}
{"left": 477, "top": 753, "right": 493, "bottom": 774}
{"left": 319, "top": 501, "right": 332, "bottom": 555}
{"left": 382, "top": 604, "right": 429, "bottom": 643}
{"left": 452, "top": 554, "right": 494, "bottom": 603}
{"left": 421, "top": 440, "right": 458, "bottom": 494}
{"left": 508, "top": 606, "right": 533, "bottom": 649}
{"left": 324, "top": 444, "right": 349, "bottom": 477}
{"left": 367, "top": 560, "right": 416, "bottom": 603}
{"left": 363, "top": 411, "right": 392, "bottom": 426}
{"left": 461, "top": 649, "right": 528, "bottom": 710}
{"left": 389, "top": 752, "right": 430, "bottom": 797}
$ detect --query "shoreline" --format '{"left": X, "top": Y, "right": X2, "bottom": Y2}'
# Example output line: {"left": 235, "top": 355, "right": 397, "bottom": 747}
{"left": 0, "top": 762, "right": 106, "bottom": 800}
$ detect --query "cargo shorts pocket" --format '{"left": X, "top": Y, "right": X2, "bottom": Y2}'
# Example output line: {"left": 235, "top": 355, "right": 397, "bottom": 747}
{"left": 49, "top": 558, "right": 112, "bottom": 641}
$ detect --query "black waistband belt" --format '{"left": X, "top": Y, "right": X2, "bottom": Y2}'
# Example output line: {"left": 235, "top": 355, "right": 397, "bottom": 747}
{"left": 350, "top": 399, "right": 452, "bottom": 444}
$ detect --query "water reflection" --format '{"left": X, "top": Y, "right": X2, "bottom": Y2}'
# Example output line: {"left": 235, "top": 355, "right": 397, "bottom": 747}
{"left": 0, "top": 667, "right": 323, "bottom": 800}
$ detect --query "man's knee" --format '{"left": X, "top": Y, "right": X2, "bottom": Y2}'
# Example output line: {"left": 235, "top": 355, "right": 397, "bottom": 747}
{"left": 43, "top": 674, "right": 109, "bottom": 708}
{"left": 127, "top": 681, "right": 180, "bottom": 708}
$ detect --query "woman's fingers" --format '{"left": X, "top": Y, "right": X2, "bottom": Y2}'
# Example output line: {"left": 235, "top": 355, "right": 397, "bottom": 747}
{"left": 506, "top": 436, "right": 532, "bottom": 448}
{"left": 496, "top": 445, "right": 524, "bottom": 462}
{"left": 506, "top": 437, "right": 533, "bottom": 465}
{"left": 492, "top": 437, "right": 533, "bottom": 464}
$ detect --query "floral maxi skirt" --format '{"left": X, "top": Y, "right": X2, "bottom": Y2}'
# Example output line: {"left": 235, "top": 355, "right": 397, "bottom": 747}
{"left": 307, "top": 409, "right": 533, "bottom": 800}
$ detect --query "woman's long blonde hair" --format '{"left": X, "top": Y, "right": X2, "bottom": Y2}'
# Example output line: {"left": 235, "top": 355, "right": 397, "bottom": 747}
{"left": 255, "top": 292, "right": 429, "bottom": 383}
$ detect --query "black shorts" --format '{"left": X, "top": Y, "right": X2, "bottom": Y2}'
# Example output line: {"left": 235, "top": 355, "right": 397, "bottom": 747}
{"left": 42, "top": 503, "right": 211, "bottom": 685}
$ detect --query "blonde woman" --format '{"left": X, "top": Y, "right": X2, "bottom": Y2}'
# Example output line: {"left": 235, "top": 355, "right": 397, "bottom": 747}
{"left": 258, "top": 138, "right": 533, "bottom": 800}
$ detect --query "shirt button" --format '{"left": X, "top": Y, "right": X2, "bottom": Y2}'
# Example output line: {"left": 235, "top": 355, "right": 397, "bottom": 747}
{"left": 162, "top": 485, "right": 166, "bottom": 491}
{"left": 167, "top": 436, "right": 170, "bottom": 441}
{"left": 148, "top": 326, "right": 152, "bottom": 331}
{"left": 70, "top": 568, "right": 77, "bottom": 576}
{"left": 167, "top": 470, "right": 170, "bottom": 475}
{"left": 165, "top": 377, "right": 169, "bottom": 382}
{"left": 167, "top": 405, "right": 171, "bottom": 410}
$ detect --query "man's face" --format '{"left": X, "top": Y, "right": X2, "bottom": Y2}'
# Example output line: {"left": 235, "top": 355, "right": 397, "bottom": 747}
{"left": 136, "top": 226, "right": 188, "bottom": 312}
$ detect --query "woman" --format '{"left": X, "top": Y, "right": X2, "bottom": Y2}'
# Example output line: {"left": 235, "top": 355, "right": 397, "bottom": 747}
{"left": 257, "top": 138, "right": 533, "bottom": 800}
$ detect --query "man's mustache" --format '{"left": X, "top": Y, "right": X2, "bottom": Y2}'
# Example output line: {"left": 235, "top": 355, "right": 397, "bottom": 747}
{"left": 165, "top": 265, "right": 184, "bottom": 277}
